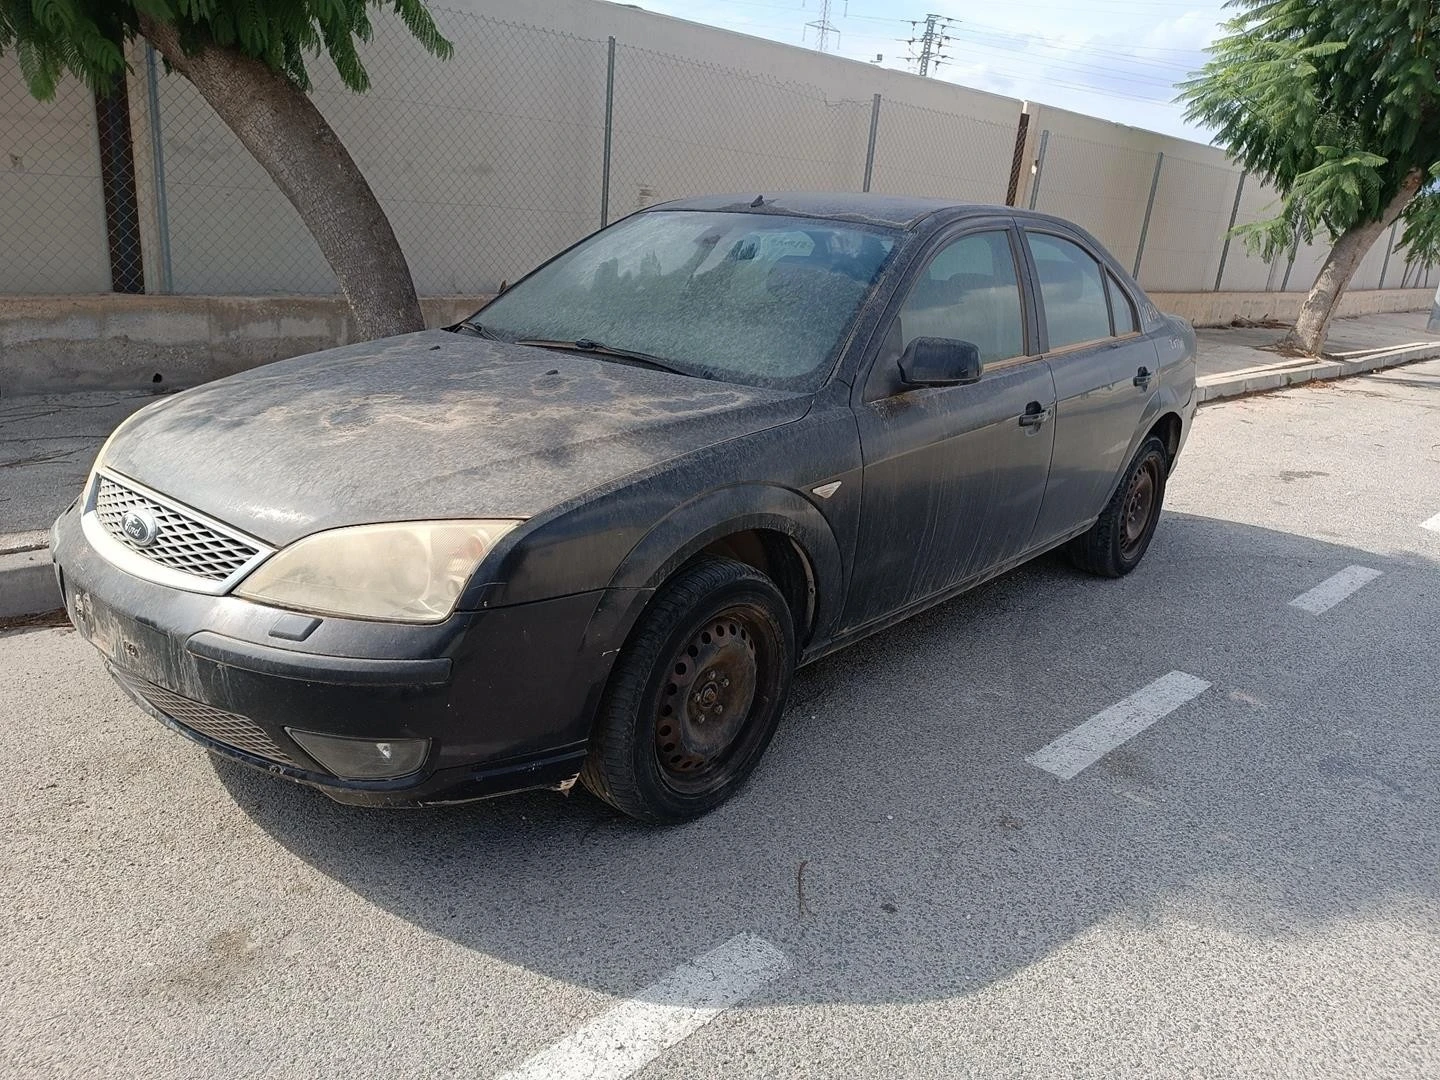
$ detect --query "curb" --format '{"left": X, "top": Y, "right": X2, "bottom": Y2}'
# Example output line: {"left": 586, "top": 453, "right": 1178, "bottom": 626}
{"left": 0, "top": 547, "right": 61, "bottom": 621}
{"left": 1197, "top": 340, "right": 1440, "bottom": 403}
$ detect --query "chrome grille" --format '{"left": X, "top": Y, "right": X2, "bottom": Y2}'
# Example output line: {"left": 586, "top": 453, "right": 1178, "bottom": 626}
{"left": 112, "top": 670, "right": 298, "bottom": 767}
{"left": 94, "top": 475, "right": 260, "bottom": 582}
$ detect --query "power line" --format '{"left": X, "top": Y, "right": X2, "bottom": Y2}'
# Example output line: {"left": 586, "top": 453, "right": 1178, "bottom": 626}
{"left": 947, "top": 35, "right": 1183, "bottom": 89}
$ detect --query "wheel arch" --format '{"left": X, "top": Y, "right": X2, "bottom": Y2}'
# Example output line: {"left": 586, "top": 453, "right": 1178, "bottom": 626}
{"left": 609, "top": 484, "right": 842, "bottom": 645}
{"left": 1145, "top": 411, "right": 1183, "bottom": 469}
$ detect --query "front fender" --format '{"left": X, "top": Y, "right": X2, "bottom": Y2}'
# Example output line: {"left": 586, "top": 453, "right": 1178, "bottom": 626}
{"left": 607, "top": 482, "right": 845, "bottom": 642}
{"left": 538, "top": 483, "right": 847, "bottom": 748}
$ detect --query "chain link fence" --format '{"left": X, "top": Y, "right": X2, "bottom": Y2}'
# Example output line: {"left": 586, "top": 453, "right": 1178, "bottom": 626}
{"left": 610, "top": 46, "right": 872, "bottom": 220}
{"left": 1139, "top": 155, "right": 1242, "bottom": 292}
{"left": 867, "top": 99, "right": 1015, "bottom": 204}
{"left": 2, "top": 3, "right": 1434, "bottom": 298}
{"left": 1, "top": 61, "right": 112, "bottom": 293}
{"left": 1030, "top": 131, "right": 1164, "bottom": 277}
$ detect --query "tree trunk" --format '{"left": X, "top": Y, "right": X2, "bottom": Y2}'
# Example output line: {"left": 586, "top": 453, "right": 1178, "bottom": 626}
{"left": 139, "top": 16, "right": 424, "bottom": 340}
{"left": 1284, "top": 168, "right": 1425, "bottom": 356}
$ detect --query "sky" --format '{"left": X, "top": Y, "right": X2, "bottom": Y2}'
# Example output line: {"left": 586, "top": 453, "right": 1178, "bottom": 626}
{"left": 630, "top": 0, "right": 1231, "bottom": 144}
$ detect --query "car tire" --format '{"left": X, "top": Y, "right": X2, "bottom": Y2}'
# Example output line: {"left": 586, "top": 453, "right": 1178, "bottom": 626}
{"left": 1068, "top": 435, "right": 1169, "bottom": 578}
{"left": 579, "top": 555, "right": 796, "bottom": 824}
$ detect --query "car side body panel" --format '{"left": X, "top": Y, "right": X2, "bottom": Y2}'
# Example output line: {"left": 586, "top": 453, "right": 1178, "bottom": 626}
{"left": 844, "top": 363, "right": 1057, "bottom": 630}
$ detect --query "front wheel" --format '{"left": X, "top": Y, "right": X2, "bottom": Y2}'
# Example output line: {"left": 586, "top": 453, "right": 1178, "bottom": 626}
{"left": 580, "top": 556, "right": 795, "bottom": 823}
{"left": 1068, "top": 435, "right": 1169, "bottom": 578}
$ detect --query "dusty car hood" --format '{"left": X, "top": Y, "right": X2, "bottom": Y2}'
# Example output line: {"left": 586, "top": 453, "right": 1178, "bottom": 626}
{"left": 103, "top": 331, "right": 811, "bottom": 546}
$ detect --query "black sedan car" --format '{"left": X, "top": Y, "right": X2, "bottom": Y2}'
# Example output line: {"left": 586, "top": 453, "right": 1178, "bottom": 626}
{"left": 52, "top": 193, "right": 1197, "bottom": 823}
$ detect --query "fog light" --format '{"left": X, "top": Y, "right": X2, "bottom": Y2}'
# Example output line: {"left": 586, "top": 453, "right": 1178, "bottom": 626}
{"left": 286, "top": 729, "right": 430, "bottom": 780}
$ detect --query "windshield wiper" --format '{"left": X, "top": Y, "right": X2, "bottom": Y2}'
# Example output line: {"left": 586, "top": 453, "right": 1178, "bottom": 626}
{"left": 451, "top": 320, "right": 502, "bottom": 340}
{"left": 514, "top": 338, "right": 693, "bottom": 378}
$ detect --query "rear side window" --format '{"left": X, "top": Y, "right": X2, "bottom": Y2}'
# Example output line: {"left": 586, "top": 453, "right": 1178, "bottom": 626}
{"left": 1107, "top": 273, "right": 1139, "bottom": 334}
{"left": 1026, "top": 232, "right": 1112, "bottom": 350}
{"left": 895, "top": 231, "right": 1025, "bottom": 366}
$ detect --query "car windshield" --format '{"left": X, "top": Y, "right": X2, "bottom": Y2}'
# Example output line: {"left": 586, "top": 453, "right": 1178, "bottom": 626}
{"left": 474, "top": 210, "right": 899, "bottom": 391}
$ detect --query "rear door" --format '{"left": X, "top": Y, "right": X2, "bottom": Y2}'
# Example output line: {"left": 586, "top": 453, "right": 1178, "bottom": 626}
{"left": 841, "top": 223, "right": 1056, "bottom": 631}
{"left": 1022, "top": 229, "right": 1159, "bottom": 547}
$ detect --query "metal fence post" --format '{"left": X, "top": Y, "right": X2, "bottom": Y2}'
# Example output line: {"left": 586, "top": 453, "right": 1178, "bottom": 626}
{"left": 861, "top": 94, "right": 881, "bottom": 193}
{"left": 1132, "top": 151, "right": 1164, "bottom": 279}
{"left": 600, "top": 36, "right": 616, "bottom": 228}
{"left": 1280, "top": 236, "right": 1298, "bottom": 291}
{"left": 1213, "top": 170, "right": 1246, "bottom": 291}
{"left": 143, "top": 44, "right": 173, "bottom": 294}
{"left": 94, "top": 72, "right": 146, "bottom": 294}
{"left": 1379, "top": 220, "right": 1400, "bottom": 289}
{"left": 1005, "top": 111, "right": 1030, "bottom": 206}
{"left": 1027, "top": 130, "right": 1049, "bottom": 210}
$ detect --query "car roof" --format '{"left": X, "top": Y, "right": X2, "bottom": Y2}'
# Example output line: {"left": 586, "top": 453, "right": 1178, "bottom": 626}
{"left": 650, "top": 192, "right": 1066, "bottom": 231}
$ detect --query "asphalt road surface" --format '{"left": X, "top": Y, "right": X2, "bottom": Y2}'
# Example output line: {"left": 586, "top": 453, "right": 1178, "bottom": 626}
{"left": 4, "top": 362, "right": 1438, "bottom": 1079}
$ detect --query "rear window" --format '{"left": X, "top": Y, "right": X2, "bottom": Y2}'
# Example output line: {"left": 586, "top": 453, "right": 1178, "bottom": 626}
{"left": 1026, "top": 232, "right": 1112, "bottom": 350}
{"left": 1107, "top": 273, "right": 1139, "bottom": 334}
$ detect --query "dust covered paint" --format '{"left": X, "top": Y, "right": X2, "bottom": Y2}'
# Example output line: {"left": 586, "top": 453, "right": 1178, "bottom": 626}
{"left": 103, "top": 331, "right": 809, "bottom": 546}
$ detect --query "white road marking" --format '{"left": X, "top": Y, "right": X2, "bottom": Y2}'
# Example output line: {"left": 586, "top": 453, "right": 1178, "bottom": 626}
{"left": 1026, "top": 671, "right": 1211, "bottom": 781}
{"left": 1422, "top": 511, "right": 1440, "bottom": 532}
{"left": 494, "top": 934, "right": 790, "bottom": 1080}
{"left": 1289, "top": 565, "right": 1383, "bottom": 615}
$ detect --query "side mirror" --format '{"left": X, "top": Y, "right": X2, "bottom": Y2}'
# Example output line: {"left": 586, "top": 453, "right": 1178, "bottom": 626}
{"left": 898, "top": 337, "right": 982, "bottom": 387}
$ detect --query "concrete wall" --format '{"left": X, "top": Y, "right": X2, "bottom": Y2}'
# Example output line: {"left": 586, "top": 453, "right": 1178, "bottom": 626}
{"left": 0, "top": 295, "right": 484, "bottom": 395}
{"left": 1015, "top": 103, "right": 1433, "bottom": 296}
{"left": 1022, "top": 106, "right": 1306, "bottom": 294}
{"left": 1152, "top": 287, "right": 1433, "bottom": 328}
{"left": 0, "top": 63, "right": 111, "bottom": 294}
{"left": 5, "top": 289, "right": 1429, "bottom": 397}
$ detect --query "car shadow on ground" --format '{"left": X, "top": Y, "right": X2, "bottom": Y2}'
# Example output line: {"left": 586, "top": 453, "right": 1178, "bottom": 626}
{"left": 215, "top": 512, "right": 1440, "bottom": 1005}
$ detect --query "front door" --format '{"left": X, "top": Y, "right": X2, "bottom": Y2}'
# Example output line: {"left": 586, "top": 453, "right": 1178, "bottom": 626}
{"left": 1022, "top": 230, "right": 1161, "bottom": 546}
{"left": 842, "top": 226, "right": 1057, "bottom": 632}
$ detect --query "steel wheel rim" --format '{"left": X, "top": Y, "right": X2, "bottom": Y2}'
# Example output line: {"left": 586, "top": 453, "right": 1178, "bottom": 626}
{"left": 654, "top": 604, "right": 772, "bottom": 794}
{"left": 1120, "top": 457, "right": 1160, "bottom": 559}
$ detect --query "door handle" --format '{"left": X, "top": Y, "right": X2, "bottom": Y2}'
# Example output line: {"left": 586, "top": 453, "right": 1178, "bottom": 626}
{"left": 1134, "top": 366, "right": 1153, "bottom": 389}
{"left": 1018, "top": 401, "right": 1051, "bottom": 428}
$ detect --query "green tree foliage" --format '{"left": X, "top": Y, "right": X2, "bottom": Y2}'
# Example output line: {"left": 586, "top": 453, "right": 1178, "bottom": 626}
{"left": 1, "top": 0, "right": 451, "bottom": 99}
{"left": 1180, "top": 0, "right": 1439, "bottom": 266}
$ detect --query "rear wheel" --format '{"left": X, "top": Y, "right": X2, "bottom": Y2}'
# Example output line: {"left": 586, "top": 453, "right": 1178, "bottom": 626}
{"left": 1068, "top": 436, "right": 1169, "bottom": 577}
{"left": 580, "top": 556, "right": 795, "bottom": 823}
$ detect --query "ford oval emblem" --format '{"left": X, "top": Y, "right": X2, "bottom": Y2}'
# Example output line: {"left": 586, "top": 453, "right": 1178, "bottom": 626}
{"left": 120, "top": 508, "right": 160, "bottom": 548}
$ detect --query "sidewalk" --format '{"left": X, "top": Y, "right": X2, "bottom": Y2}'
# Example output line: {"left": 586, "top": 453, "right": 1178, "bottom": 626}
{"left": 1194, "top": 309, "right": 1440, "bottom": 401}
{"left": 3, "top": 308, "right": 1438, "bottom": 617}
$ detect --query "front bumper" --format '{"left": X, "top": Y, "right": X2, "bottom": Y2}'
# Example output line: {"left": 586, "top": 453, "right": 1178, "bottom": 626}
{"left": 51, "top": 502, "right": 628, "bottom": 806}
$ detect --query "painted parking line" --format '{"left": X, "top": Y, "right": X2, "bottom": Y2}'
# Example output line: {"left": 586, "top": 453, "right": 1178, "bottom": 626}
{"left": 494, "top": 934, "right": 790, "bottom": 1080}
{"left": 1289, "top": 565, "right": 1383, "bottom": 615}
{"left": 1027, "top": 671, "right": 1211, "bottom": 781}
{"left": 1422, "top": 511, "right": 1440, "bottom": 532}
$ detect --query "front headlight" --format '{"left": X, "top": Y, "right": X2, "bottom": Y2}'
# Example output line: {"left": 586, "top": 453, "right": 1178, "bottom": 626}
{"left": 234, "top": 519, "right": 521, "bottom": 623}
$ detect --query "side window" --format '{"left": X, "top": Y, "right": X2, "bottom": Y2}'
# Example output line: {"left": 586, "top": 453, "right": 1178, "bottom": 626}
{"left": 894, "top": 231, "right": 1026, "bottom": 367}
{"left": 1107, "top": 272, "right": 1139, "bottom": 334}
{"left": 1026, "top": 232, "right": 1112, "bottom": 350}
